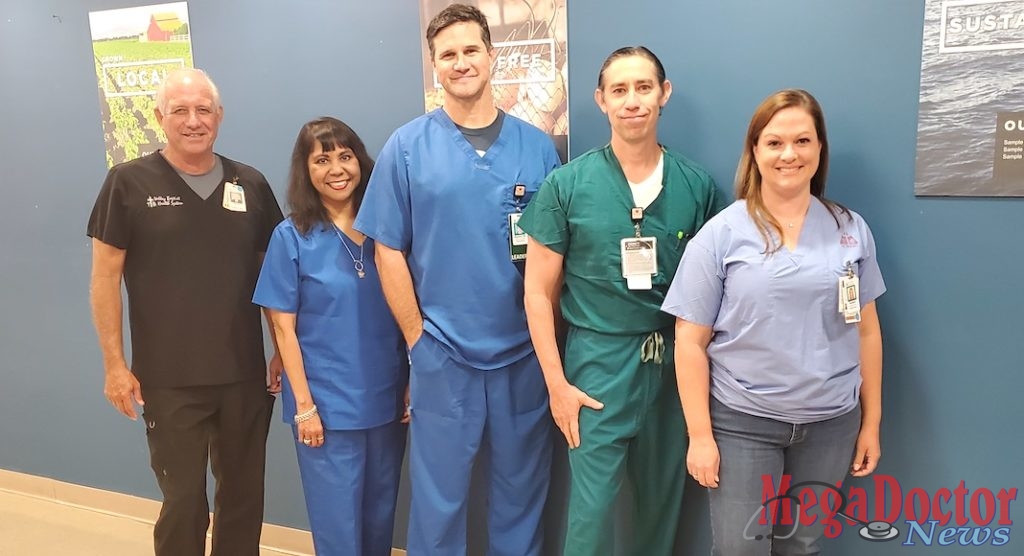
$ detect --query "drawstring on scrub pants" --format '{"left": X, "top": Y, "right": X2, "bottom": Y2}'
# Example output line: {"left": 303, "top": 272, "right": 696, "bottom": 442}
{"left": 640, "top": 331, "right": 665, "bottom": 364}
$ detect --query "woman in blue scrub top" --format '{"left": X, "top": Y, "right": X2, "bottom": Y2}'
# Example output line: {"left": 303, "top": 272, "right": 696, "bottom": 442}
{"left": 663, "top": 90, "right": 886, "bottom": 556}
{"left": 253, "top": 117, "right": 408, "bottom": 556}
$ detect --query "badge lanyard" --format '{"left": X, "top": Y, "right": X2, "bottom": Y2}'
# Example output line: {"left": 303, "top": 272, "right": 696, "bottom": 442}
{"left": 838, "top": 262, "right": 861, "bottom": 324}
{"left": 621, "top": 206, "right": 657, "bottom": 290}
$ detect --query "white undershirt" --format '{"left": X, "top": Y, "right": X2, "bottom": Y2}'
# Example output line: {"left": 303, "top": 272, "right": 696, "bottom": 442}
{"left": 628, "top": 153, "right": 664, "bottom": 209}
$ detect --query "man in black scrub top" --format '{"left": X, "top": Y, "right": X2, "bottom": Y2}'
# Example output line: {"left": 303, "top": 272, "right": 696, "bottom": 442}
{"left": 87, "top": 68, "right": 284, "bottom": 556}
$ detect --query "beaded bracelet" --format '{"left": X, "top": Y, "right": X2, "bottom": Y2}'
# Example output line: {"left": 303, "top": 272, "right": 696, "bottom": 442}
{"left": 294, "top": 404, "right": 318, "bottom": 424}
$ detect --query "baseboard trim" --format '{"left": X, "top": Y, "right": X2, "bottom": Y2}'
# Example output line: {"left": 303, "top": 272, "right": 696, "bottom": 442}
{"left": 0, "top": 469, "right": 406, "bottom": 555}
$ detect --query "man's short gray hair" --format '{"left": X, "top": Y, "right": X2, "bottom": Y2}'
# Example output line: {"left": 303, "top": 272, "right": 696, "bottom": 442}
{"left": 155, "top": 68, "right": 222, "bottom": 113}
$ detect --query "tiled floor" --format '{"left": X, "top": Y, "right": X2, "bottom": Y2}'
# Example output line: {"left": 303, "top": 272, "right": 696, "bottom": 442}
{"left": 0, "top": 490, "right": 298, "bottom": 556}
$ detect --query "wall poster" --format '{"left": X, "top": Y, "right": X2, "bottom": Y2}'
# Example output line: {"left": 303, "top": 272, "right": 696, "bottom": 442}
{"left": 419, "top": 0, "right": 569, "bottom": 162}
{"left": 89, "top": 2, "right": 194, "bottom": 167}
{"left": 916, "top": 0, "right": 1024, "bottom": 196}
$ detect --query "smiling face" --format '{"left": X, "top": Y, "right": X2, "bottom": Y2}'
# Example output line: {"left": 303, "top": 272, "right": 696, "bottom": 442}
{"left": 307, "top": 142, "right": 362, "bottom": 209}
{"left": 155, "top": 73, "right": 222, "bottom": 162}
{"left": 594, "top": 54, "right": 671, "bottom": 145}
{"left": 432, "top": 21, "right": 495, "bottom": 103}
{"left": 753, "top": 106, "right": 821, "bottom": 198}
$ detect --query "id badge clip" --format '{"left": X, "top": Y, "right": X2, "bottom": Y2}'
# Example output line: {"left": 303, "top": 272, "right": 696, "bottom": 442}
{"left": 222, "top": 181, "right": 247, "bottom": 212}
{"left": 838, "top": 262, "right": 861, "bottom": 324}
{"left": 621, "top": 237, "right": 657, "bottom": 290}
{"left": 508, "top": 183, "right": 529, "bottom": 261}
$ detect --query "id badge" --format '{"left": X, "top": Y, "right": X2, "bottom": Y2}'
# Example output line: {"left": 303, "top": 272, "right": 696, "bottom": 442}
{"left": 222, "top": 182, "right": 247, "bottom": 212}
{"left": 509, "top": 212, "right": 528, "bottom": 261}
{"left": 621, "top": 237, "right": 657, "bottom": 290}
{"left": 839, "top": 274, "right": 861, "bottom": 324}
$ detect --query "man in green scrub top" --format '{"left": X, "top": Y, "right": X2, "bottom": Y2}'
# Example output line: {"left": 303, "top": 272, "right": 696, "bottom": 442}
{"left": 518, "top": 46, "right": 724, "bottom": 555}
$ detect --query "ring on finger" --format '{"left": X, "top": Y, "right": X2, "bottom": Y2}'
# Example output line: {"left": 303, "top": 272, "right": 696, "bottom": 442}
{"left": 301, "top": 438, "right": 312, "bottom": 445}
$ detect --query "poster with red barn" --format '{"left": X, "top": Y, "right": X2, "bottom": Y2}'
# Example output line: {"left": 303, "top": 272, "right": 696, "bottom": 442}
{"left": 89, "top": 2, "right": 194, "bottom": 167}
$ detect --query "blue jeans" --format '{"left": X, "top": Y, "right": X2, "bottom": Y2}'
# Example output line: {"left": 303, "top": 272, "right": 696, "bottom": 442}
{"left": 708, "top": 397, "right": 861, "bottom": 556}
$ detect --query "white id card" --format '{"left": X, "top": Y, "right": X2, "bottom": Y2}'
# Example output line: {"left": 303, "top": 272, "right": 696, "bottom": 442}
{"left": 621, "top": 237, "right": 657, "bottom": 290}
{"left": 839, "top": 274, "right": 861, "bottom": 324}
{"left": 223, "top": 183, "right": 247, "bottom": 212}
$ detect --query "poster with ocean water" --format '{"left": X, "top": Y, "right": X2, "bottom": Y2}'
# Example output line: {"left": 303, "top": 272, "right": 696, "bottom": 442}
{"left": 916, "top": 0, "right": 1024, "bottom": 196}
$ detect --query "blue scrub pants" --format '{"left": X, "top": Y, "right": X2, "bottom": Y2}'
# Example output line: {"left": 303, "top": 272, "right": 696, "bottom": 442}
{"left": 406, "top": 332, "right": 552, "bottom": 556}
{"left": 708, "top": 398, "right": 861, "bottom": 556}
{"left": 293, "top": 421, "right": 406, "bottom": 556}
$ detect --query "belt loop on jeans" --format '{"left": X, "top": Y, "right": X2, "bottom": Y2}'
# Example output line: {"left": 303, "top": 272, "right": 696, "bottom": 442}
{"left": 640, "top": 331, "right": 665, "bottom": 364}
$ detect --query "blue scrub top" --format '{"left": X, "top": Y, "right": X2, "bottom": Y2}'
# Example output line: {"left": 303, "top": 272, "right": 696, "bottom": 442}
{"left": 662, "top": 199, "right": 885, "bottom": 423}
{"left": 253, "top": 218, "right": 407, "bottom": 430}
{"left": 354, "top": 108, "right": 561, "bottom": 370}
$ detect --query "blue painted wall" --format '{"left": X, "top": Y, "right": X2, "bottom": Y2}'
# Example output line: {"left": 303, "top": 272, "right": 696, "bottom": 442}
{"left": 1, "top": 1, "right": 1020, "bottom": 554}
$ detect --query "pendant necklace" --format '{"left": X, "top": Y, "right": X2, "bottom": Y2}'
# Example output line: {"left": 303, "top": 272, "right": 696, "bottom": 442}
{"left": 333, "top": 225, "right": 365, "bottom": 278}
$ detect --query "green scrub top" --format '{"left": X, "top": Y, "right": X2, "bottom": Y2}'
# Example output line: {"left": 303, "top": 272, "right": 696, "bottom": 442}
{"left": 518, "top": 145, "right": 724, "bottom": 335}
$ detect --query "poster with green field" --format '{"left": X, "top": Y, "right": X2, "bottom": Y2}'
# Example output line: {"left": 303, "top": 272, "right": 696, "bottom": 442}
{"left": 89, "top": 2, "right": 193, "bottom": 168}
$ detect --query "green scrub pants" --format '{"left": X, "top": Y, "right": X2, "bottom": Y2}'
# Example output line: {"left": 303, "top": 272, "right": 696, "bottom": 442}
{"left": 562, "top": 325, "right": 687, "bottom": 556}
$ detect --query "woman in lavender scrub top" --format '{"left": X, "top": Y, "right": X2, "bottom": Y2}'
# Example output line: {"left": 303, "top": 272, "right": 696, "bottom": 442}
{"left": 662, "top": 89, "right": 886, "bottom": 556}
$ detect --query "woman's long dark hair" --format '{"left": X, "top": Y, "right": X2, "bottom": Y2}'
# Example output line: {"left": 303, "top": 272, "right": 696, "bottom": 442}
{"left": 287, "top": 117, "right": 374, "bottom": 235}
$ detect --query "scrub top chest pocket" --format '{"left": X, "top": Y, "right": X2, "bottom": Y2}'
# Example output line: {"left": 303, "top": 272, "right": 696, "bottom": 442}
{"left": 643, "top": 213, "right": 698, "bottom": 288}
{"left": 659, "top": 229, "right": 692, "bottom": 280}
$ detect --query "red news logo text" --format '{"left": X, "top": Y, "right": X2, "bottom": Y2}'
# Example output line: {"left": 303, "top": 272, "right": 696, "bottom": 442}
{"left": 761, "top": 474, "right": 1017, "bottom": 547}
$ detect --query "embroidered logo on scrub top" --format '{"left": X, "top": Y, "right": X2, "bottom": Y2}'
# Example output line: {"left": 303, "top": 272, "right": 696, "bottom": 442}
{"left": 840, "top": 233, "right": 859, "bottom": 248}
{"left": 146, "top": 195, "right": 184, "bottom": 208}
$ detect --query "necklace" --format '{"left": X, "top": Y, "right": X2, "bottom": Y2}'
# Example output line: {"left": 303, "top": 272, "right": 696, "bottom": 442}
{"left": 333, "top": 225, "right": 365, "bottom": 279}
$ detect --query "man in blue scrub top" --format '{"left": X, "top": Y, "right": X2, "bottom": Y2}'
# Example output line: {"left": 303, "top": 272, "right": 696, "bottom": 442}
{"left": 354, "top": 4, "right": 560, "bottom": 556}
